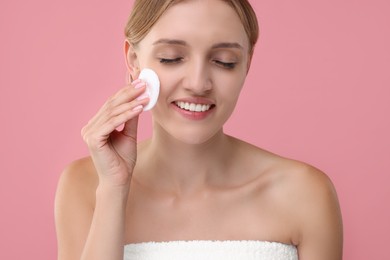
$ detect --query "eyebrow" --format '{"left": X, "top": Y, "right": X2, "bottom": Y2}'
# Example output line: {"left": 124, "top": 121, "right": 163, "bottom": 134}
{"left": 211, "top": 42, "right": 243, "bottom": 50}
{"left": 153, "top": 39, "right": 187, "bottom": 46}
{"left": 153, "top": 38, "right": 243, "bottom": 50}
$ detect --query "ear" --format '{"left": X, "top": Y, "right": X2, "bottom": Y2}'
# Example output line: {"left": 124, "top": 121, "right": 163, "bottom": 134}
{"left": 124, "top": 40, "right": 140, "bottom": 82}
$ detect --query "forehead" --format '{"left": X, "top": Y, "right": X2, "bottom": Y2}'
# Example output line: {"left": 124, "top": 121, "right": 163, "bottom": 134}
{"left": 140, "top": 0, "right": 249, "bottom": 51}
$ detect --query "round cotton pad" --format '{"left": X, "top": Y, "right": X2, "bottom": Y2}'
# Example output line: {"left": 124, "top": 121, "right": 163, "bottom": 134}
{"left": 138, "top": 68, "right": 160, "bottom": 111}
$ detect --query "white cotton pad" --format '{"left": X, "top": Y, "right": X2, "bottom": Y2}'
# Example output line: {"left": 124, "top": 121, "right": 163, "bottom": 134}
{"left": 138, "top": 68, "right": 160, "bottom": 111}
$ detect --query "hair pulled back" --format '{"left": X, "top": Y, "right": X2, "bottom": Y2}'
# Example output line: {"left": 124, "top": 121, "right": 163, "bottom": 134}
{"left": 124, "top": 0, "right": 259, "bottom": 56}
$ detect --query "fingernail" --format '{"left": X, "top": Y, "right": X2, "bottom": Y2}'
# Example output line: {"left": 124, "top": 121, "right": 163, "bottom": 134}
{"left": 136, "top": 93, "right": 149, "bottom": 101}
{"left": 132, "top": 105, "right": 143, "bottom": 111}
{"left": 132, "top": 79, "right": 141, "bottom": 85}
{"left": 134, "top": 82, "right": 145, "bottom": 89}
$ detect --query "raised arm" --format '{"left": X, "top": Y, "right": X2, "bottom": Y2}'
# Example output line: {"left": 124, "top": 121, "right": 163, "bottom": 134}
{"left": 55, "top": 80, "right": 150, "bottom": 260}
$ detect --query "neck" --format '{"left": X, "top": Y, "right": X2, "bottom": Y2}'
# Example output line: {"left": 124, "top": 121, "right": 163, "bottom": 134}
{"left": 140, "top": 124, "right": 235, "bottom": 195}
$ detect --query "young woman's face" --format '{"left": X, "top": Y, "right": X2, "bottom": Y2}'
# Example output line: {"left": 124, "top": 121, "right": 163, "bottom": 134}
{"left": 132, "top": 0, "right": 250, "bottom": 144}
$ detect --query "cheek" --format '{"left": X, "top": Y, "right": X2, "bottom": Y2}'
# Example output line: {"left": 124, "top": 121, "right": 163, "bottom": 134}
{"left": 217, "top": 74, "right": 245, "bottom": 100}
{"left": 155, "top": 71, "right": 177, "bottom": 99}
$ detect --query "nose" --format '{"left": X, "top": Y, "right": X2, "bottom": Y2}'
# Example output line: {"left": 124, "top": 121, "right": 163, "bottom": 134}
{"left": 183, "top": 58, "right": 212, "bottom": 95}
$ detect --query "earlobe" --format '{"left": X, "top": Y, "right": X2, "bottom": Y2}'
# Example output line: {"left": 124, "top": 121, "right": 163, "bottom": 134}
{"left": 124, "top": 40, "right": 140, "bottom": 81}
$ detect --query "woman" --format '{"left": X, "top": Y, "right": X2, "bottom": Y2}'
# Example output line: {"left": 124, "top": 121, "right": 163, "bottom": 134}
{"left": 55, "top": 0, "right": 343, "bottom": 259}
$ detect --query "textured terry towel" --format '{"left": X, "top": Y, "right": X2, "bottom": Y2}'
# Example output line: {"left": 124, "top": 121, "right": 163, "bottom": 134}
{"left": 124, "top": 240, "right": 298, "bottom": 260}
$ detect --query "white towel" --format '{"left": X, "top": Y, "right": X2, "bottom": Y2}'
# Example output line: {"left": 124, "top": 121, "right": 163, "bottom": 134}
{"left": 124, "top": 240, "right": 298, "bottom": 260}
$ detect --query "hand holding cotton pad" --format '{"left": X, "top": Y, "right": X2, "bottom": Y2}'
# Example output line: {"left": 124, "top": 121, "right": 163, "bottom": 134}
{"left": 138, "top": 68, "right": 160, "bottom": 111}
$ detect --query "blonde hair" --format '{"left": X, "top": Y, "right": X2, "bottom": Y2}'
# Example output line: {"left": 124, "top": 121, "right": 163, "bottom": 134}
{"left": 124, "top": 0, "right": 259, "bottom": 56}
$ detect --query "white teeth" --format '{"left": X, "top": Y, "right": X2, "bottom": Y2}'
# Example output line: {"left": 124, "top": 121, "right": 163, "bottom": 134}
{"left": 175, "top": 101, "right": 212, "bottom": 112}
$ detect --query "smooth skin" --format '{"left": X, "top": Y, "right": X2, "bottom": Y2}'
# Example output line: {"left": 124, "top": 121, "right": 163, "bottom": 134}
{"left": 55, "top": 1, "right": 343, "bottom": 260}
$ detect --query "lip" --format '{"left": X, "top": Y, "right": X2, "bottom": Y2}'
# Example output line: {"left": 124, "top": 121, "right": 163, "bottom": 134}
{"left": 171, "top": 97, "right": 215, "bottom": 120}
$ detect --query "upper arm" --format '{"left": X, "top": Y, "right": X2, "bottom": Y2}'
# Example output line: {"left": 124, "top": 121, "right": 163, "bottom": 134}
{"left": 55, "top": 157, "right": 97, "bottom": 260}
{"left": 293, "top": 166, "right": 343, "bottom": 260}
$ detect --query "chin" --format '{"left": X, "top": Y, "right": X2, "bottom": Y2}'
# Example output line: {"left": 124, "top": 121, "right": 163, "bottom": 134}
{"left": 153, "top": 119, "right": 223, "bottom": 146}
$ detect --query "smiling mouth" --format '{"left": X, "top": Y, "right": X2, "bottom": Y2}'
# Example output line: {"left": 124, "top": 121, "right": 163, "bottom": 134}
{"left": 174, "top": 101, "right": 215, "bottom": 112}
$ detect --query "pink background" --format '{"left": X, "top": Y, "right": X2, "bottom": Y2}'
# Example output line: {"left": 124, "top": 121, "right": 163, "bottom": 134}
{"left": 1, "top": 0, "right": 389, "bottom": 259}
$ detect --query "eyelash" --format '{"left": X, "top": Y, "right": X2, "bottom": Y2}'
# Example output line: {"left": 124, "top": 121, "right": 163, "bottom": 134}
{"left": 159, "top": 58, "right": 236, "bottom": 69}
{"left": 159, "top": 58, "right": 183, "bottom": 64}
{"left": 214, "top": 60, "right": 236, "bottom": 69}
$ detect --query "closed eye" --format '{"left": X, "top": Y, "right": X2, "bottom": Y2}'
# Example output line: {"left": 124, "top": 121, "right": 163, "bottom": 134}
{"left": 160, "top": 57, "right": 183, "bottom": 64}
{"left": 214, "top": 60, "right": 237, "bottom": 69}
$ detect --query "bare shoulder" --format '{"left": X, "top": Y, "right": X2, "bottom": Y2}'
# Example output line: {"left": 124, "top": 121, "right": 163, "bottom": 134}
{"left": 56, "top": 156, "right": 98, "bottom": 201}
{"left": 55, "top": 156, "right": 98, "bottom": 221}
{"left": 233, "top": 138, "right": 337, "bottom": 193}
{"left": 269, "top": 157, "right": 339, "bottom": 207}
{"left": 55, "top": 157, "right": 98, "bottom": 259}
{"left": 233, "top": 138, "right": 342, "bottom": 258}
{"left": 275, "top": 159, "right": 343, "bottom": 259}
{"left": 234, "top": 138, "right": 340, "bottom": 218}
{"left": 268, "top": 157, "right": 342, "bottom": 223}
{"left": 252, "top": 148, "right": 343, "bottom": 259}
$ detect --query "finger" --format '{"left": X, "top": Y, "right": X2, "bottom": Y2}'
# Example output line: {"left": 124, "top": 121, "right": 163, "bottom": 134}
{"left": 82, "top": 97, "right": 146, "bottom": 142}
{"left": 122, "top": 112, "right": 140, "bottom": 141}
{"left": 95, "top": 97, "right": 149, "bottom": 134}
{"left": 105, "top": 96, "right": 150, "bottom": 120}
{"left": 85, "top": 81, "right": 146, "bottom": 127}
{"left": 109, "top": 81, "right": 147, "bottom": 107}
{"left": 85, "top": 106, "right": 144, "bottom": 149}
{"left": 86, "top": 92, "right": 149, "bottom": 135}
